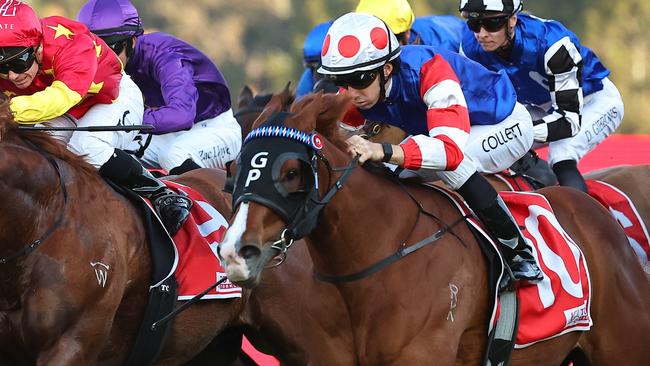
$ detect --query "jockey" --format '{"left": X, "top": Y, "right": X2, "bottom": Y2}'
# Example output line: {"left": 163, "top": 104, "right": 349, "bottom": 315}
{"left": 77, "top": 0, "right": 241, "bottom": 175}
{"left": 356, "top": 0, "right": 465, "bottom": 51}
{"left": 320, "top": 13, "right": 543, "bottom": 284}
{"left": 459, "top": 0, "right": 624, "bottom": 192}
{"left": 296, "top": 21, "right": 335, "bottom": 97}
{"left": 0, "top": 0, "right": 190, "bottom": 236}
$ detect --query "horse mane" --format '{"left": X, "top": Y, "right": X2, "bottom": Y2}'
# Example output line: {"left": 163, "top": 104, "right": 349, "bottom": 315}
{"left": 0, "top": 97, "right": 96, "bottom": 176}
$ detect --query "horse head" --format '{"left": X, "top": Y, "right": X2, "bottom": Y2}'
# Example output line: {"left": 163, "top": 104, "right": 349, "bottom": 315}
{"left": 220, "top": 92, "right": 354, "bottom": 288}
{"left": 235, "top": 83, "right": 294, "bottom": 137}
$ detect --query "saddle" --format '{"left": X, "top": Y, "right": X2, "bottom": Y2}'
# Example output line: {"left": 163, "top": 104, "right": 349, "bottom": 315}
{"left": 105, "top": 180, "right": 179, "bottom": 366}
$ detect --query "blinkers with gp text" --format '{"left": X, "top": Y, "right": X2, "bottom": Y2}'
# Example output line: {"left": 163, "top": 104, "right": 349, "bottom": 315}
{"left": 232, "top": 112, "right": 323, "bottom": 239}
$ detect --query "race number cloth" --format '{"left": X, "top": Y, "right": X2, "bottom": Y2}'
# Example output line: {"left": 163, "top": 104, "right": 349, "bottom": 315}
{"left": 430, "top": 184, "right": 592, "bottom": 346}
{"left": 499, "top": 191, "right": 592, "bottom": 347}
{"left": 586, "top": 180, "right": 650, "bottom": 273}
{"left": 160, "top": 181, "right": 241, "bottom": 300}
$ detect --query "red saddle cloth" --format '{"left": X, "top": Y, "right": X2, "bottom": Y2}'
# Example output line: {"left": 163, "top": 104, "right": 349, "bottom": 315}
{"left": 494, "top": 173, "right": 650, "bottom": 274}
{"left": 430, "top": 185, "right": 592, "bottom": 347}
{"left": 586, "top": 180, "right": 650, "bottom": 273}
{"left": 500, "top": 192, "right": 592, "bottom": 348}
{"left": 162, "top": 181, "right": 242, "bottom": 300}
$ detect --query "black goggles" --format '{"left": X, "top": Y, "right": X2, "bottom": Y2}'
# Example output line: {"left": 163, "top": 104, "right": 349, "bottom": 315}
{"left": 0, "top": 47, "right": 36, "bottom": 74}
{"left": 466, "top": 16, "right": 510, "bottom": 33}
{"left": 107, "top": 41, "right": 127, "bottom": 56}
{"left": 328, "top": 70, "right": 379, "bottom": 90}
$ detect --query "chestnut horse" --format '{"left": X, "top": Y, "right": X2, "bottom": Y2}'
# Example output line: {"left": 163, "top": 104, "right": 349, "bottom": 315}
{"left": 235, "top": 89, "right": 356, "bottom": 365}
{"left": 0, "top": 99, "right": 248, "bottom": 365}
{"left": 220, "top": 92, "right": 650, "bottom": 365}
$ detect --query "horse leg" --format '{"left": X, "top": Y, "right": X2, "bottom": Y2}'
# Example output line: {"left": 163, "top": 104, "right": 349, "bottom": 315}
{"left": 156, "top": 301, "right": 242, "bottom": 365}
{"left": 34, "top": 304, "right": 123, "bottom": 366}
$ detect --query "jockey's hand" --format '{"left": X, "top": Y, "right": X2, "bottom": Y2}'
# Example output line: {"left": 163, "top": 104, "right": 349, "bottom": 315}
{"left": 346, "top": 135, "right": 383, "bottom": 164}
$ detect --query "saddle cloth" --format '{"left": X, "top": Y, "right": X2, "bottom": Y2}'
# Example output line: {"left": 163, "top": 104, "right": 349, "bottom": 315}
{"left": 146, "top": 180, "right": 242, "bottom": 300}
{"left": 494, "top": 172, "right": 650, "bottom": 275}
{"left": 433, "top": 186, "right": 593, "bottom": 348}
{"left": 585, "top": 180, "right": 650, "bottom": 274}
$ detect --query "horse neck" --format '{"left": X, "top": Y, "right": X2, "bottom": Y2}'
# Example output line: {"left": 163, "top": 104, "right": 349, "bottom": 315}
{"left": 305, "top": 156, "right": 421, "bottom": 280}
{"left": 0, "top": 143, "right": 68, "bottom": 306}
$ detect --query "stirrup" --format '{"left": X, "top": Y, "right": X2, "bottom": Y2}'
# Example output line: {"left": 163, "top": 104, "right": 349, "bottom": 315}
{"left": 510, "top": 260, "right": 543, "bottom": 283}
{"left": 152, "top": 193, "right": 193, "bottom": 236}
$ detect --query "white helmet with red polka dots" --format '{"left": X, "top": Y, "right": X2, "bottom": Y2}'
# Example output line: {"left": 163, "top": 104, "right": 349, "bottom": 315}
{"left": 318, "top": 12, "right": 400, "bottom": 76}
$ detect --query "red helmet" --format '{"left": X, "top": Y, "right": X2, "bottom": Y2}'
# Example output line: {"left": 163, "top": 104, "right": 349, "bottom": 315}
{"left": 0, "top": 1, "right": 42, "bottom": 49}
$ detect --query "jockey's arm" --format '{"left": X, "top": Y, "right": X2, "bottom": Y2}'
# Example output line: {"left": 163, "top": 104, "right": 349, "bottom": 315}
{"left": 532, "top": 37, "right": 584, "bottom": 143}
{"left": 10, "top": 34, "right": 96, "bottom": 123}
{"left": 144, "top": 51, "right": 199, "bottom": 134}
{"left": 399, "top": 55, "right": 469, "bottom": 171}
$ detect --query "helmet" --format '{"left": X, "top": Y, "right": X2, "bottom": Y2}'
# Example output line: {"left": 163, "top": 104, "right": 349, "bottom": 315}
{"left": 318, "top": 12, "right": 400, "bottom": 76}
{"left": 356, "top": 0, "right": 415, "bottom": 35}
{"left": 460, "top": 0, "right": 523, "bottom": 18}
{"left": 0, "top": 1, "right": 41, "bottom": 50}
{"left": 77, "top": 0, "right": 144, "bottom": 44}
{"left": 303, "top": 21, "right": 333, "bottom": 64}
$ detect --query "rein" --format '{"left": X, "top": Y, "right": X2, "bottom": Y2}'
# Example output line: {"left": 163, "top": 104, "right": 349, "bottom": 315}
{"left": 314, "top": 174, "right": 471, "bottom": 283}
{"left": 0, "top": 140, "right": 68, "bottom": 265}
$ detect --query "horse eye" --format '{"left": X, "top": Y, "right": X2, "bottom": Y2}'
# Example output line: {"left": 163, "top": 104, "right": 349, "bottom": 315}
{"left": 286, "top": 169, "right": 298, "bottom": 180}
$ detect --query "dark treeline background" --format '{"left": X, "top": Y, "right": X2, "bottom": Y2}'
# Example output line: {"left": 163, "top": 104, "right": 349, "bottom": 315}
{"left": 31, "top": 0, "right": 650, "bottom": 133}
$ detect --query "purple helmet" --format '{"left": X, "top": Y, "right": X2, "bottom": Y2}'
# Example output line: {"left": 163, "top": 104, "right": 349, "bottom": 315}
{"left": 77, "top": 0, "right": 144, "bottom": 44}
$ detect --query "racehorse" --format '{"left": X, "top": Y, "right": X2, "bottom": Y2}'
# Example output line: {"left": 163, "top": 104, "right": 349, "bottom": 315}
{"left": 219, "top": 92, "right": 650, "bottom": 365}
{"left": 0, "top": 98, "right": 245, "bottom": 365}
{"left": 235, "top": 87, "right": 356, "bottom": 365}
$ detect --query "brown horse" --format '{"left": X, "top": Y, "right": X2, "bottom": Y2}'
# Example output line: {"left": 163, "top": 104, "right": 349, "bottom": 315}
{"left": 220, "top": 92, "right": 650, "bottom": 365}
{"left": 234, "top": 88, "right": 356, "bottom": 365}
{"left": 0, "top": 99, "right": 247, "bottom": 365}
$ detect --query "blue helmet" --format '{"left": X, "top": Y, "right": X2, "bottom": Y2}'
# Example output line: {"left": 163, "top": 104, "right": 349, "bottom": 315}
{"left": 302, "top": 21, "right": 333, "bottom": 64}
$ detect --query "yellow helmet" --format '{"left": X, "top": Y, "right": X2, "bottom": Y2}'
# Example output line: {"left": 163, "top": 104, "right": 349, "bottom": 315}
{"left": 356, "top": 0, "right": 415, "bottom": 34}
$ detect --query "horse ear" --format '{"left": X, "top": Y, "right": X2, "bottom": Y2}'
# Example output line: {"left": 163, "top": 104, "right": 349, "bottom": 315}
{"left": 237, "top": 85, "right": 255, "bottom": 109}
{"left": 315, "top": 93, "right": 352, "bottom": 138}
{"left": 0, "top": 95, "right": 14, "bottom": 139}
{"left": 279, "top": 82, "right": 294, "bottom": 110}
{"left": 250, "top": 93, "right": 286, "bottom": 130}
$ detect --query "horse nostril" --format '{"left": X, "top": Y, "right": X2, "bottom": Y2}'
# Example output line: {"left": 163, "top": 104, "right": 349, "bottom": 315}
{"left": 239, "top": 245, "right": 261, "bottom": 260}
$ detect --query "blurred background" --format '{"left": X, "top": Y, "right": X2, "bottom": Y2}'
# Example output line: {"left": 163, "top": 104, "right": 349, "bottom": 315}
{"left": 30, "top": 0, "right": 650, "bottom": 134}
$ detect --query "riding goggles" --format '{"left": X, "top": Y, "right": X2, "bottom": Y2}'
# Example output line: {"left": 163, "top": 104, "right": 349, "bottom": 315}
{"left": 0, "top": 47, "right": 36, "bottom": 74}
{"left": 466, "top": 15, "right": 510, "bottom": 33}
{"left": 327, "top": 69, "right": 379, "bottom": 90}
{"left": 107, "top": 41, "right": 127, "bottom": 56}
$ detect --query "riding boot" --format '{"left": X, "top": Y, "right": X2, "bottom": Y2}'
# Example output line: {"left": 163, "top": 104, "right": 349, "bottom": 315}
{"left": 99, "top": 149, "right": 192, "bottom": 236}
{"left": 457, "top": 173, "right": 543, "bottom": 286}
{"left": 169, "top": 158, "right": 201, "bottom": 176}
{"left": 552, "top": 159, "right": 588, "bottom": 193}
{"left": 509, "top": 151, "right": 558, "bottom": 188}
